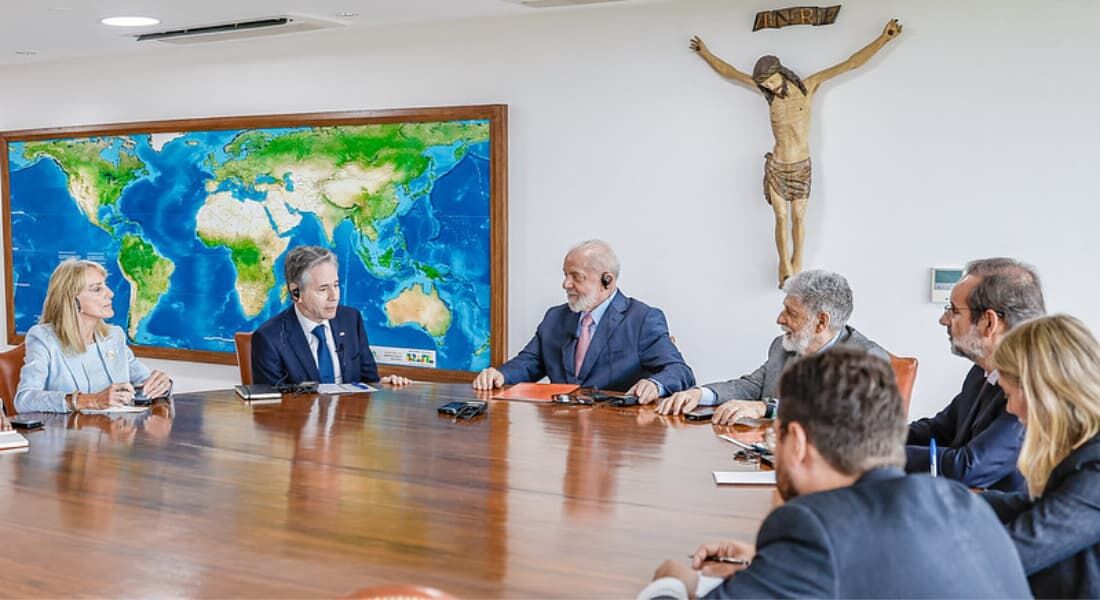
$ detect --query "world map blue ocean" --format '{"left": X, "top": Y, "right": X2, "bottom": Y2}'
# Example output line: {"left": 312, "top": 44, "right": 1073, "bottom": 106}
{"left": 7, "top": 123, "right": 492, "bottom": 372}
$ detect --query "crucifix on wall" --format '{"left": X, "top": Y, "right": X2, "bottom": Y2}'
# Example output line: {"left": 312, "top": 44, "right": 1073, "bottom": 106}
{"left": 691, "top": 18, "right": 902, "bottom": 287}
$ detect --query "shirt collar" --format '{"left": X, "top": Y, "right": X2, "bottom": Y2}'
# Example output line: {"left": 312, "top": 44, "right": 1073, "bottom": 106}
{"left": 583, "top": 289, "right": 617, "bottom": 328}
{"left": 294, "top": 304, "right": 329, "bottom": 335}
{"left": 817, "top": 328, "right": 844, "bottom": 353}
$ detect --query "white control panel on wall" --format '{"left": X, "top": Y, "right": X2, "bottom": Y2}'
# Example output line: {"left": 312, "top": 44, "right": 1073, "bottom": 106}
{"left": 931, "top": 267, "right": 964, "bottom": 303}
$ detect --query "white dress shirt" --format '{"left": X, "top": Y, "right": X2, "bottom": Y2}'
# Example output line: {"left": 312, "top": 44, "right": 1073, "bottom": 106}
{"left": 294, "top": 306, "right": 343, "bottom": 384}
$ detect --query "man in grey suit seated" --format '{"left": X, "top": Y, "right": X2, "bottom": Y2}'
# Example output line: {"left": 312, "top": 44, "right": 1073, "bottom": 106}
{"left": 652, "top": 269, "right": 887, "bottom": 424}
{"left": 640, "top": 348, "right": 1030, "bottom": 599}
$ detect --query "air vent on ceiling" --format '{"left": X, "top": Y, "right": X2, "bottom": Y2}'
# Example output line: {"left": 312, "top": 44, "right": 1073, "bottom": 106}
{"left": 135, "top": 15, "right": 345, "bottom": 44}
{"left": 505, "top": 0, "right": 627, "bottom": 8}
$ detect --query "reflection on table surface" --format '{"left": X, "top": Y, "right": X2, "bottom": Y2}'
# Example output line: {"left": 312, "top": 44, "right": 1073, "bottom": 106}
{"left": 0, "top": 385, "right": 777, "bottom": 598}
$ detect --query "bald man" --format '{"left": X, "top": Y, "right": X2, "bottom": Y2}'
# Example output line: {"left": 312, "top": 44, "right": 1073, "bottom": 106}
{"left": 473, "top": 240, "right": 694, "bottom": 402}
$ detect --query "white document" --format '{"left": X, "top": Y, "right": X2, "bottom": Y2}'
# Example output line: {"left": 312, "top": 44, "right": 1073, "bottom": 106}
{"left": 317, "top": 383, "right": 377, "bottom": 395}
{"left": 713, "top": 470, "right": 776, "bottom": 485}
{"left": 0, "top": 430, "right": 29, "bottom": 451}
{"left": 80, "top": 405, "right": 149, "bottom": 414}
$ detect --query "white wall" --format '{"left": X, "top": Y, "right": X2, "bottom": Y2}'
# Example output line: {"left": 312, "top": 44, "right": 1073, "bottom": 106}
{"left": 1, "top": 0, "right": 1097, "bottom": 415}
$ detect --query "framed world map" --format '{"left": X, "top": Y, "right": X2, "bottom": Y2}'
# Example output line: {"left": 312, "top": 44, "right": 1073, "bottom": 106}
{"left": 0, "top": 105, "right": 508, "bottom": 382}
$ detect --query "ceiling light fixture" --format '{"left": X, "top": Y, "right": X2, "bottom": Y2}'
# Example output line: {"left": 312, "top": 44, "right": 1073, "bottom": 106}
{"left": 337, "top": 12, "right": 359, "bottom": 17}
{"left": 15, "top": 49, "right": 38, "bottom": 56}
{"left": 101, "top": 16, "right": 161, "bottom": 27}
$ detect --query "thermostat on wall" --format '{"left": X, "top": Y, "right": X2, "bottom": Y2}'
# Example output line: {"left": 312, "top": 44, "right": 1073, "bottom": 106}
{"left": 931, "top": 267, "right": 964, "bottom": 303}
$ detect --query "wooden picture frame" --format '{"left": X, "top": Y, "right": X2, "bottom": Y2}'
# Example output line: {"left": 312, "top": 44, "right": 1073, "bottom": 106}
{"left": 0, "top": 104, "right": 508, "bottom": 383}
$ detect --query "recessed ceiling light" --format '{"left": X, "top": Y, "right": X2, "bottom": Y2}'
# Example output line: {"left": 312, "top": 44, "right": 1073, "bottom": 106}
{"left": 101, "top": 16, "right": 161, "bottom": 27}
{"left": 15, "top": 49, "right": 38, "bottom": 56}
{"left": 337, "top": 11, "right": 359, "bottom": 17}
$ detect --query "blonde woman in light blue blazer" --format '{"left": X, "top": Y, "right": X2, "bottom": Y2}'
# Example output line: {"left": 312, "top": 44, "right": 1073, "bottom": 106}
{"left": 14, "top": 259, "right": 172, "bottom": 413}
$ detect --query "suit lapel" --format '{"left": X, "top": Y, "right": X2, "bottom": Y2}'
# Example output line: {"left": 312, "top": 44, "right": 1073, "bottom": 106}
{"left": 283, "top": 309, "right": 320, "bottom": 381}
{"left": 577, "top": 293, "right": 627, "bottom": 382}
{"left": 561, "top": 310, "right": 581, "bottom": 384}
{"left": 954, "top": 370, "right": 995, "bottom": 446}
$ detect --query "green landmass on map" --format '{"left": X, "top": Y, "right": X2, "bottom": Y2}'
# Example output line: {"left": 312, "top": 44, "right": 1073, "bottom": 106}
{"left": 22, "top": 139, "right": 145, "bottom": 231}
{"left": 117, "top": 234, "right": 175, "bottom": 338}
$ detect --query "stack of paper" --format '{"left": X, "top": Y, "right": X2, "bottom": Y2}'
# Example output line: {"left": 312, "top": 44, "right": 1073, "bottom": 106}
{"left": 713, "top": 471, "right": 776, "bottom": 485}
{"left": 0, "top": 430, "right": 29, "bottom": 452}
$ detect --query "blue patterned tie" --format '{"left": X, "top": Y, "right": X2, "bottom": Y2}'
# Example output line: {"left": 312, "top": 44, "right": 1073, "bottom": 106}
{"left": 312, "top": 324, "right": 335, "bottom": 384}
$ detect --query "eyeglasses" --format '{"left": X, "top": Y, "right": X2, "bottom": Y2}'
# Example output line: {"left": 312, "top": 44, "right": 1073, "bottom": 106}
{"left": 942, "top": 304, "right": 972, "bottom": 317}
{"left": 942, "top": 304, "right": 1005, "bottom": 319}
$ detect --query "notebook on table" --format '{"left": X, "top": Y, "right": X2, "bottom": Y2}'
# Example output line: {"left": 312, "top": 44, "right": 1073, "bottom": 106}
{"left": 0, "top": 430, "right": 30, "bottom": 452}
{"left": 493, "top": 383, "right": 578, "bottom": 403}
{"left": 234, "top": 385, "right": 283, "bottom": 403}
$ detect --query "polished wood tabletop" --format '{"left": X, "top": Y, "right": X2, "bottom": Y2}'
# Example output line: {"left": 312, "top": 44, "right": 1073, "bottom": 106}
{"left": 0, "top": 385, "right": 778, "bottom": 598}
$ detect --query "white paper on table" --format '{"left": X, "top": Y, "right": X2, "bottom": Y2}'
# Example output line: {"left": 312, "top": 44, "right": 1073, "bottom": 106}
{"left": 80, "top": 405, "right": 150, "bottom": 414}
{"left": 712, "top": 470, "right": 776, "bottom": 485}
{"left": 317, "top": 383, "right": 377, "bottom": 395}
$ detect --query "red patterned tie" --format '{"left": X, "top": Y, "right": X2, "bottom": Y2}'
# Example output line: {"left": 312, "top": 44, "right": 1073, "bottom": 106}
{"left": 574, "top": 312, "right": 594, "bottom": 377}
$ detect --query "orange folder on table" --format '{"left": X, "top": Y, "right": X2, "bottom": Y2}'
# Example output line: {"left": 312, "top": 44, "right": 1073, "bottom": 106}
{"left": 493, "top": 383, "right": 578, "bottom": 403}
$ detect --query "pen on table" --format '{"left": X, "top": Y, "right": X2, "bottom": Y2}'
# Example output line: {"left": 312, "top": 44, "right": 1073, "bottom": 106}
{"left": 718, "top": 434, "right": 754, "bottom": 451}
{"left": 690, "top": 554, "right": 750, "bottom": 565}
{"left": 930, "top": 438, "right": 938, "bottom": 478}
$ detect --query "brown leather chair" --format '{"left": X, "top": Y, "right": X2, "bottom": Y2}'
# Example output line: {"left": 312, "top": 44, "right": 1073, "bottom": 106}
{"left": 889, "top": 353, "right": 919, "bottom": 415}
{"left": 234, "top": 332, "right": 253, "bottom": 385}
{"left": 0, "top": 344, "right": 26, "bottom": 416}
{"left": 345, "top": 585, "right": 458, "bottom": 600}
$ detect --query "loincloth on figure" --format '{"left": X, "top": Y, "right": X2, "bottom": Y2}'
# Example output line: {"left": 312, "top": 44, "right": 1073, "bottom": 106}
{"left": 762, "top": 152, "right": 812, "bottom": 205}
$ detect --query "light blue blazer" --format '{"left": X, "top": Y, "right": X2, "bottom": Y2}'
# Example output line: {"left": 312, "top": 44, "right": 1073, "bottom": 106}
{"left": 14, "top": 323, "right": 152, "bottom": 413}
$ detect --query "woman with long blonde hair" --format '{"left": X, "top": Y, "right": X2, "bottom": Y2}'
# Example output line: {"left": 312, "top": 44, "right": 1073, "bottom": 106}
{"left": 985, "top": 314, "right": 1100, "bottom": 598}
{"left": 14, "top": 259, "right": 171, "bottom": 413}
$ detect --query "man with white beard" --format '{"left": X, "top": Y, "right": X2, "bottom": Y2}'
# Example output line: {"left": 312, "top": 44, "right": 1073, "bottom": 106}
{"left": 654, "top": 270, "right": 887, "bottom": 425}
{"left": 472, "top": 240, "right": 694, "bottom": 403}
{"left": 905, "top": 258, "right": 1045, "bottom": 492}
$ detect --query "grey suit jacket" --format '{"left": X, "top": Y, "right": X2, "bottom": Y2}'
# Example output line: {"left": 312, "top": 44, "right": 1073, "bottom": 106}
{"left": 702, "top": 325, "right": 888, "bottom": 404}
{"left": 704, "top": 468, "right": 1031, "bottom": 598}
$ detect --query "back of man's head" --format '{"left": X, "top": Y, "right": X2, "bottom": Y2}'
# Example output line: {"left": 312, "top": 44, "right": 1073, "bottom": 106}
{"left": 778, "top": 348, "right": 906, "bottom": 475}
{"left": 782, "top": 270, "right": 854, "bottom": 332}
{"left": 964, "top": 257, "right": 1045, "bottom": 329}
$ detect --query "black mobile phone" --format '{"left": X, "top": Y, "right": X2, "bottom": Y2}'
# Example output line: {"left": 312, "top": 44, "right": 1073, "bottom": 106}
{"left": 10, "top": 417, "right": 44, "bottom": 430}
{"left": 684, "top": 408, "right": 715, "bottom": 421}
{"left": 131, "top": 393, "right": 153, "bottom": 406}
{"left": 438, "top": 401, "right": 468, "bottom": 415}
{"left": 609, "top": 395, "right": 639, "bottom": 407}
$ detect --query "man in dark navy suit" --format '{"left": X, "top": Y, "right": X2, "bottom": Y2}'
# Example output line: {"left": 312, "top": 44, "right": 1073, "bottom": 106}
{"left": 906, "top": 257, "right": 1045, "bottom": 492}
{"left": 641, "top": 348, "right": 1030, "bottom": 599}
{"left": 472, "top": 240, "right": 694, "bottom": 403}
{"left": 251, "top": 246, "right": 410, "bottom": 387}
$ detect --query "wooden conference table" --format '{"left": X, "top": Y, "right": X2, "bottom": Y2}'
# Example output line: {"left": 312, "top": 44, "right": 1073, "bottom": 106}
{"left": 0, "top": 384, "right": 777, "bottom": 598}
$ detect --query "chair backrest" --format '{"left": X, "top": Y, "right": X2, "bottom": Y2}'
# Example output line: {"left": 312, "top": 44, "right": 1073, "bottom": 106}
{"left": 889, "top": 353, "right": 919, "bottom": 416}
{"left": 0, "top": 344, "right": 26, "bottom": 416}
{"left": 345, "top": 585, "right": 458, "bottom": 600}
{"left": 234, "top": 332, "right": 253, "bottom": 385}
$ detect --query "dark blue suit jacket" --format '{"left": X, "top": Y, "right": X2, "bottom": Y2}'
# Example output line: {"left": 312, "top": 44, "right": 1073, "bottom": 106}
{"left": 906, "top": 365, "right": 1026, "bottom": 492}
{"left": 251, "top": 306, "right": 380, "bottom": 385}
{"left": 498, "top": 291, "right": 694, "bottom": 393}
{"left": 984, "top": 435, "right": 1100, "bottom": 599}
{"left": 705, "top": 468, "right": 1030, "bottom": 598}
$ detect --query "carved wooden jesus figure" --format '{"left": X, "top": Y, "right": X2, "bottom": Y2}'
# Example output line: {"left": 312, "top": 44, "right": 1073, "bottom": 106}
{"left": 691, "top": 19, "right": 902, "bottom": 286}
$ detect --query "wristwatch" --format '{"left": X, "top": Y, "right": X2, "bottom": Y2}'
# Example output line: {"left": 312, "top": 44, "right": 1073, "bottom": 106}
{"left": 65, "top": 392, "right": 79, "bottom": 412}
{"left": 763, "top": 397, "right": 780, "bottom": 419}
